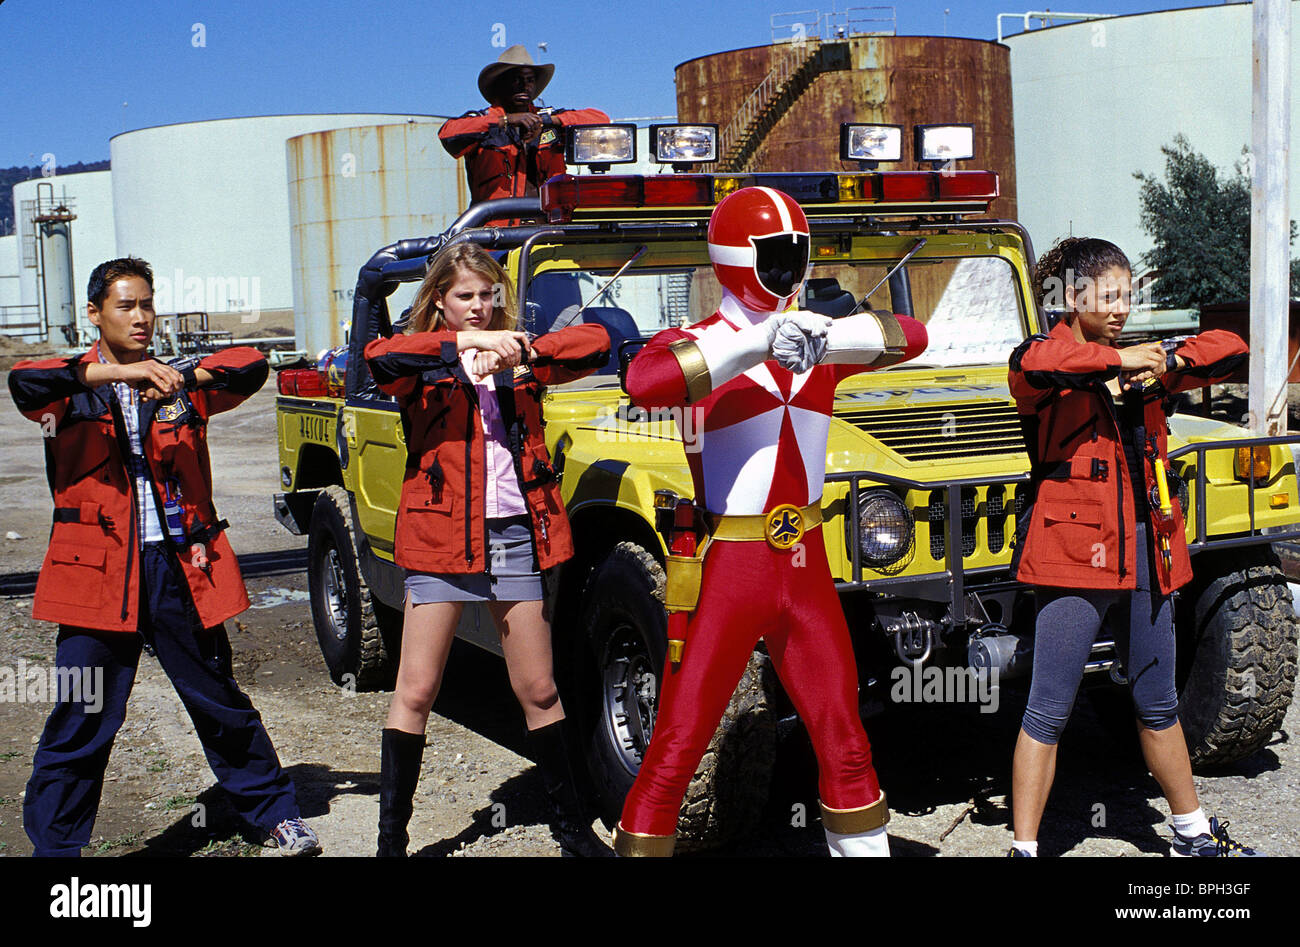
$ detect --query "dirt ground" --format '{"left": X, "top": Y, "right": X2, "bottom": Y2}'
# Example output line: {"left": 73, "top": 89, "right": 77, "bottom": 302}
{"left": 1, "top": 371, "right": 1298, "bottom": 858}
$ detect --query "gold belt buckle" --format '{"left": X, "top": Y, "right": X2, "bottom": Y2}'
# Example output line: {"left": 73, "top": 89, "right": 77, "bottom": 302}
{"left": 764, "top": 503, "right": 806, "bottom": 550}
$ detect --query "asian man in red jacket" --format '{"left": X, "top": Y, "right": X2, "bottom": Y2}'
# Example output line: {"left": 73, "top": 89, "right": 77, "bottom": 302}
{"left": 9, "top": 257, "right": 320, "bottom": 857}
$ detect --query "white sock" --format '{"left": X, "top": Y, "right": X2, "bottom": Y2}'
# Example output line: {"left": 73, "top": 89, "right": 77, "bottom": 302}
{"left": 1012, "top": 840, "right": 1038, "bottom": 856}
{"left": 824, "top": 825, "right": 890, "bottom": 857}
{"left": 1172, "top": 808, "right": 1211, "bottom": 838}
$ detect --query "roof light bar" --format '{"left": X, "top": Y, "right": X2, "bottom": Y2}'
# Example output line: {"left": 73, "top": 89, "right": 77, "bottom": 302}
{"left": 538, "top": 171, "right": 999, "bottom": 221}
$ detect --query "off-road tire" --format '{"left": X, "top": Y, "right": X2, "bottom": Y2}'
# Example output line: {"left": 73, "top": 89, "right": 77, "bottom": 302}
{"left": 674, "top": 648, "right": 777, "bottom": 853}
{"left": 1177, "top": 546, "right": 1299, "bottom": 768}
{"left": 306, "top": 485, "right": 400, "bottom": 690}
{"left": 580, "top": 541, "right": 776, "bottom": 850}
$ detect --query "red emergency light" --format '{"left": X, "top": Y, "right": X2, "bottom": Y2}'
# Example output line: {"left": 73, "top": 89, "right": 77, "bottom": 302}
{"left": 277, "top": 368, "right": 329, "bottom": 397}
{"left": 539, "top": 170, "right": 999, "bottom": 221}
{"left": 540, "top": 175, "right": 714, "bottom": 222}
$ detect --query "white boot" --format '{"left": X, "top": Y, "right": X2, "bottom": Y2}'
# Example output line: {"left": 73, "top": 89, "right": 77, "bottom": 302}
{"left": 825, "top": 824, "right": 891, "bottom": 857}
{"left": 820, "top": 795, "right": 890, "bottom": 857}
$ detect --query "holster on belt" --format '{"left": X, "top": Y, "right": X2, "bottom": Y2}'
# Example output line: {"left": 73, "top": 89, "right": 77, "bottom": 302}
{"left": 661, "top": 498, "right": 707, "bottom": 666}
{"left": 665, "top": 543, "right": 710, "bottom": 610}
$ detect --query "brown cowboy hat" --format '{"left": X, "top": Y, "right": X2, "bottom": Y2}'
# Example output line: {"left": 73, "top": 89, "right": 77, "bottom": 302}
{"left": 478, "top": 45, "right": 554, "bottom": 103}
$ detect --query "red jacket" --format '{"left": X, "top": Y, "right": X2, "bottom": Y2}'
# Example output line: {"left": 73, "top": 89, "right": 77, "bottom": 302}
{"left": 439, "top": 104, "right": 611, "bottom": 205}
{"left": 364, "top": 325, "right": 609, "bottom": 574}
{"left": 1008, "top": 321, "right": 1247, "bottom": 593}
{"left": 8, "top": 343, "right": 268, "bottom": 631}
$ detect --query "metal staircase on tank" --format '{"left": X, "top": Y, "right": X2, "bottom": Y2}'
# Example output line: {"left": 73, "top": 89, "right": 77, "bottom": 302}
{"left": 717, "top": 41, "right": 826, "bottom": 173}
{"left": 716, "top": 40, "right": 856, "bottom": 172}
{"left": 713, "top": 7, "right": 883, "bottom": 172}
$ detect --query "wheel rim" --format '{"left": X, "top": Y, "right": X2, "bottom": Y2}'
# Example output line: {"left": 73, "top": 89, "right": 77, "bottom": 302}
{"left": 599, "top": 619, "right": 658, "bottom": 777}
{"left": 319, "top": 543, "right": 350, "bottom": 642}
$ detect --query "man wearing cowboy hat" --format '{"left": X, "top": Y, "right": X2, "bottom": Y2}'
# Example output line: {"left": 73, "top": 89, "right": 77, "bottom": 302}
{"left": 440, "top": 45, "right": 609, "bottom": 206}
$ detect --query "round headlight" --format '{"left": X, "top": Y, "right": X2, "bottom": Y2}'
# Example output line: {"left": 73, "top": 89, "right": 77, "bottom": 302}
{"left": 848, "top": 489, "right": 915, "bottom": 568}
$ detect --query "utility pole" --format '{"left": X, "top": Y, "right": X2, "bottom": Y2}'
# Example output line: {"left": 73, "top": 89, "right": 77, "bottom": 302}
{"left": 1250, "top": 0, "right": 1291, "bottom": 435}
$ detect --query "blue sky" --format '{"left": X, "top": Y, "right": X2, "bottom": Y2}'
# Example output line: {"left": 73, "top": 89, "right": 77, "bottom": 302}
{"left": 0, "top": 0, "right": 1239, "bottom": 168}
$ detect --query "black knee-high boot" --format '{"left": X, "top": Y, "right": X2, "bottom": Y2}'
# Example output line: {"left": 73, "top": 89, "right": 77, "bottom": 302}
{"left": 376, "top": 728, "right": 425, "bottom": 857}
{"left": 527, "top": 720, "right": 614, "bottom": 857}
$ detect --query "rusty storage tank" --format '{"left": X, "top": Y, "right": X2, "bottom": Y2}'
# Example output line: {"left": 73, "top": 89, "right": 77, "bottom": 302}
{"left": 675, "top": 35, "right": 1016, "bottom": 221}
{"left": 287, "top": 121, "right": 464, "bottom": 356}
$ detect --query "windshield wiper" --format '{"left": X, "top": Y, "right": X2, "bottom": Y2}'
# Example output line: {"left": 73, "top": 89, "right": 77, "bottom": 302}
{"left": 573, "top": 245, "right": 648, "bottom": 319}
{"left": 847, "top": 237, "right": 927, "bottom": 316}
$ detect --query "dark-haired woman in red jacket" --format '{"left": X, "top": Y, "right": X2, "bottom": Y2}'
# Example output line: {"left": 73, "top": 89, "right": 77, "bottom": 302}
{"left": 1006, "top": 237, "right": 1260, "bottom": 857}
{"left": 364, "top": 243, "right": 611, "bottom": 857}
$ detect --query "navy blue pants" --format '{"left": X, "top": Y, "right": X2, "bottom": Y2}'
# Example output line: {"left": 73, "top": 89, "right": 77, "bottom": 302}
{"left": 1022, "top": 525, "right": 1180, "bottom": 745}
{"left": 24, "top": 543, "right": 299, "bottom": 856}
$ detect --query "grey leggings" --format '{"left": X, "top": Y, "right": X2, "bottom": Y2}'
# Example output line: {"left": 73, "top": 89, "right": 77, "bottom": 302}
{"left": 1021, "top": 526, "right": 1180, "bottom": 745}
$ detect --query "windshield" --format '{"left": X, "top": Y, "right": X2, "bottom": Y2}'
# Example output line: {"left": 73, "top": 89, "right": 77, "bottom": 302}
{"left": 524, "top": 251, "right": 1027, "bottom": 373}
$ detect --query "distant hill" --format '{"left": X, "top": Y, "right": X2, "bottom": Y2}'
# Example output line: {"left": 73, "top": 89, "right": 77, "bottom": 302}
{"left": 0, "top": 161, "right": 110, "bottom": 237}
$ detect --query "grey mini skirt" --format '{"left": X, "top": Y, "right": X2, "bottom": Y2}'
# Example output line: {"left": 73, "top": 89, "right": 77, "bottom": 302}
{"left": 404, "top": 515, "right": 543, "bottom": 603}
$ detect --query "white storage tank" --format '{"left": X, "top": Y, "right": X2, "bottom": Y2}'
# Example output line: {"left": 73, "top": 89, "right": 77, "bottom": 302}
{"left": 289, "top": 122, "right": 669, "bottom": 356}
{"left": 0, "top": 235, "right": 21, "bottom": 312}
{"left": 110, "top": 113, "right": 439, "bottom": 336}
{"left": 286, "top": 121, "right": 464, "bottom": 356}
{"left": 1005, "top": 3, "right": 1300, "bottom": 268}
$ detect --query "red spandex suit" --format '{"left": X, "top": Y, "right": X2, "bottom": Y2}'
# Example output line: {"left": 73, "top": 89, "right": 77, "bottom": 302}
{"left": 612, "top": 187, "right": 927, "bottom": 856}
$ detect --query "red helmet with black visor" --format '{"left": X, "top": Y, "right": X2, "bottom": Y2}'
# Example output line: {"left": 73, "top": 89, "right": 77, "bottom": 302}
{"left": 707, "top": 186, "right": 811, "bottom": 312}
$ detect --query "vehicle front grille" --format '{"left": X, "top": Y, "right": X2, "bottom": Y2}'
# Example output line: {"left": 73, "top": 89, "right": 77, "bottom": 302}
{"left": 839, "top": 402, "right": 1026, "bottom": 462}
{"left": 926, "top": 481, "right": 1031, "bottom": 562}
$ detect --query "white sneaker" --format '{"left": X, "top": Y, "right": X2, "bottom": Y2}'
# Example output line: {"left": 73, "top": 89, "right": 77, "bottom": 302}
{"left": 270, "top": 817, "right": 322, "bottom": 856}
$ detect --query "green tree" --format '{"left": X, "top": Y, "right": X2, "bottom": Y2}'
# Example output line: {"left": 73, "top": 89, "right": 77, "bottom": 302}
{"left": 1134, "top": 135, "right": 1298, "bottom": 307}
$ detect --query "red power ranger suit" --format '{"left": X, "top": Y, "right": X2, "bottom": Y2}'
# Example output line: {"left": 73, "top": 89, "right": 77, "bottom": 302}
{"left": 612, "top": 187, "right": 927, "bottom": 856}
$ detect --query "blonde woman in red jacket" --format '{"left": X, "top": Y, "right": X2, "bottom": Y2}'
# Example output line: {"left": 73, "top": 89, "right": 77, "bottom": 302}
{"left": 364, "top": 243, "right": 610, "bottom": 856}
{"left": 1006, "top": 237, "right": 1259, "bottom": 857}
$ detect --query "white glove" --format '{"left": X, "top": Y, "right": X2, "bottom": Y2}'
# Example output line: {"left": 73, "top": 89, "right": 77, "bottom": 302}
{"left": 771, "top": 311, "right": 832, "bottom": 373}
{"left": 691, "top": 311, "right": 792, "bottom": 390}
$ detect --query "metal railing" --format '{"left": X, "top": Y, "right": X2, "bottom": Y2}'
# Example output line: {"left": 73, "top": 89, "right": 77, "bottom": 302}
{"left": 771, "top": 6, "right": 895, "bottom": 44}
{"left": 718, "top": 42, "right": 822, "bottom": 170}
{"left": 1169, "top": 434, "right": 1300, "bottom": 552}
{"left": 996, "top": 10, "right": 1113, "bottom": 43}
{"left": 0, "top": 304, "right": 44, "bottom": 340}
{"left": 827, "top": 432, "right": 1300, "bottom": 620}
{"left": 831, "top": 5, "right": 895, "bottom": 38}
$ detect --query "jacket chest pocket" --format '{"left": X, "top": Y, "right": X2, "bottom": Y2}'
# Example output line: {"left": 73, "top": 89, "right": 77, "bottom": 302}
{"left": 1037, "top": 498, "right": 1107, "bottom": 567}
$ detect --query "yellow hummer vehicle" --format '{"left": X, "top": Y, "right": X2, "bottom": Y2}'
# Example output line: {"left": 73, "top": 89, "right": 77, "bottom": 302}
{"left": 273, "top": 124, "right": 1300, "bottom": 849}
